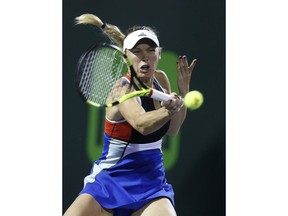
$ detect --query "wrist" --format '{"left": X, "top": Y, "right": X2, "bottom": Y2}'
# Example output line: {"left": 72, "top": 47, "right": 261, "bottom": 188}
{"left": 161, "top": 106, "right": 177, "bottom": 116}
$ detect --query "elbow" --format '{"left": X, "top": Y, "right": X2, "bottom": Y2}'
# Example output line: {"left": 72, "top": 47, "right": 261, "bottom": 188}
{"left": 135, "top": 125, "right": 151, "bottom": 136}
{"left": 134, "top": 121, "right": 153, "bottom": 136}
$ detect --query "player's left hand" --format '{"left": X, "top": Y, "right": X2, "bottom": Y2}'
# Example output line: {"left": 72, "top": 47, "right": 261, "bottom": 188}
{"left": 176, "top": 55, "right": 197, "bottom": 96}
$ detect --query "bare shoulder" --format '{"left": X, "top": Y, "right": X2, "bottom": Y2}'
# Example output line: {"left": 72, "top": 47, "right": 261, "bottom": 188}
{"left": 155, "top": 70, "right": 169, "bottom": 81}
{"left": 155, "top": 70, "right": 171, "bottom": 93}
{"left": 106, "top": 96, "right": 142, "bottom": 121}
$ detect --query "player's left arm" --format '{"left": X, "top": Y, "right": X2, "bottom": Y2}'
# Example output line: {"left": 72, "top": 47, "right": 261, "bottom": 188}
{"left": 156, "top": 56, "right": 197, "bottom": 136}
{"left": 155, "top": 70, "right": 187, "bottom": 136}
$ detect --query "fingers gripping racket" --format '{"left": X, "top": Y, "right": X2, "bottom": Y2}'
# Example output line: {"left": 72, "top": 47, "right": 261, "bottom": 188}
{"left": 75, "top": 43, "right": 172, "bottom": 108}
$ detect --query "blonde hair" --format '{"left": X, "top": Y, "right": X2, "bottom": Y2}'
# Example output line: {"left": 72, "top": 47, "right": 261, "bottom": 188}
{"left": 75, "top": 14, "right": 125, "bottom": 48}
{"left": 75, "top": 14, "right": 159, "bottom": 50}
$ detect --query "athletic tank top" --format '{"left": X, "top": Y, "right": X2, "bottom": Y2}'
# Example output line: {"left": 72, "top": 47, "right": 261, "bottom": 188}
{"left": 104, "top": 75, "right": 170, "bottom": 144}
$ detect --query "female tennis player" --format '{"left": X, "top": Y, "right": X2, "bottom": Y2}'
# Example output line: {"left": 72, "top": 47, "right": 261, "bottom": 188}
{"left": 64, "top": 14, "right": 197, "bottom": 216}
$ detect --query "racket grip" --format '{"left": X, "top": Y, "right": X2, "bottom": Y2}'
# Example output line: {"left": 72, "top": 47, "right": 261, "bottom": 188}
{"left": 150, "top": 89, "right": 173, "bottom": 101}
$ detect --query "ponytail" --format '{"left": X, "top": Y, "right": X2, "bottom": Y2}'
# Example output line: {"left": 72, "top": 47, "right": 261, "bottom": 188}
{"left": 75, "top": 14, "right": 125, "bottom": 48}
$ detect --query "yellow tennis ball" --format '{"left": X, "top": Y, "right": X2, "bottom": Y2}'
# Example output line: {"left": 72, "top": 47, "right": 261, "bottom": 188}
{"left": 184, "top": 90, "right": 204, "bottom": 110}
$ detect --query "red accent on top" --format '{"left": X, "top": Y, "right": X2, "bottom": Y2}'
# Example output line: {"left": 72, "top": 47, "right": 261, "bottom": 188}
{"left": 124, "top": 74, "right": 131, "bottom": 81}
{"left": 104, "top": 118, "right": 132, "bottom": 142}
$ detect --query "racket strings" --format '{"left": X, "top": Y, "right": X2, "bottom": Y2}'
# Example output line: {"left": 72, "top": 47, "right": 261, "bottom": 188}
{"left": 78, "top": 47, "right": 128, "bottom": 106}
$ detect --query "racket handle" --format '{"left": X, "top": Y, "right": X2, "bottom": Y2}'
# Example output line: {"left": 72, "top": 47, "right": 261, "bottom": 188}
{"left": 150, "top": 89, "right": 173, "bottom": 101}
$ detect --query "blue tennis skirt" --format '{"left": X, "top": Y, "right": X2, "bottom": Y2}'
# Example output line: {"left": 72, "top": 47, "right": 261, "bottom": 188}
{"left": 79, "top": 148, "right": 175, "bottom": 214}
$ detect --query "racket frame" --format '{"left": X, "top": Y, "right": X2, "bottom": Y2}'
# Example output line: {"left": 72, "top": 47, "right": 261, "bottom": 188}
{"left": 75, "top": 43, "right": 172, "bottom": 108}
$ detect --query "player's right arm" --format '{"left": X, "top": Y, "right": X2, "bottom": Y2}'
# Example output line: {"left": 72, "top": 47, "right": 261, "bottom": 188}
{"left": 115, "top": 96, "right": 174, "bottom": 135}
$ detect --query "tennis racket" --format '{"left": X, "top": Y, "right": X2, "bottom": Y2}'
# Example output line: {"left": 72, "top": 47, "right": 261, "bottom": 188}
{"left": 75, "top": 43, "right": 173, "bottom": 108}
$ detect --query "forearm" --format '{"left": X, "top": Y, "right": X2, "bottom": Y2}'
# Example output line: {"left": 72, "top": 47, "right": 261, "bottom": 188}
{"left": 133, "top": 107, "right": 173, "bottom": 135}
{"left": 167, "top": 105, "right": 187, "bottom": 136}
{"left": 166, "top": 88, "right": 190, "bottom": 136}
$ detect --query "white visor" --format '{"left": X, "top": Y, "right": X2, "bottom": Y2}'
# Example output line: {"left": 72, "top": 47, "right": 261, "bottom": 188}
{"left": 123, "top": 30, "right": 159, "bottom": 51}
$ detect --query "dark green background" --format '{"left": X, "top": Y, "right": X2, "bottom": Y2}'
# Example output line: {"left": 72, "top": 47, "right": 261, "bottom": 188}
{"left": 63, "top": 0, "right": 225, "bottom": 215}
